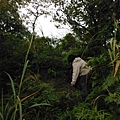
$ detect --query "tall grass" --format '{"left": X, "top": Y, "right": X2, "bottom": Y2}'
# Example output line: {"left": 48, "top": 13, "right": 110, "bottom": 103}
{"left": 0, "top": 34, "right": 34, "bottom": 120}
{"left": 108, "top": 14, "right": 120, "bottom": 77}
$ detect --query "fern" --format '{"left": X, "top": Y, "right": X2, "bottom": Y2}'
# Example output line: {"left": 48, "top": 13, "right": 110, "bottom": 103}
{"left": 71, "top": 102, "right": 113, "bottom": 120}
{"left": 102, "top": 72, "right": 120, "bottom": 90}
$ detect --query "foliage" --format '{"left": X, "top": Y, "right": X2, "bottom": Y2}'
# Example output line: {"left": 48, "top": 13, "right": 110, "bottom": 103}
{"left": 88, "top": 54, "right": 110, "bottom": 80}
{"left": 0, "top": 0, "right": 30, "bottom": 37}
{"left": 0, "top": 29, "right": 34, "bottom": 120}
{"left": 53, "top": 0, "right": 120, "bottom": 56}
{"left": 0, "top": 0, "right": 30, "bottom": 74}
{"left": 1, "top": 0, "right": 120, "bottom": 119}
{"left": 107, "top": 14, "right": 120, "bottom": 76}
{"left": 71, "top": 103, "right": 113, "bottom": 120}
{"left": 29, "top": 36, "right": 65, "bottom": 78}
{"left": 21, "top": 79, "right": 63, "bottom": 120}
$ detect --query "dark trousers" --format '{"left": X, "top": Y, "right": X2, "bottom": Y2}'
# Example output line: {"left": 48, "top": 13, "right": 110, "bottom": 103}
{"left": 75, "top": 74, "right": 88, "bottom": 100}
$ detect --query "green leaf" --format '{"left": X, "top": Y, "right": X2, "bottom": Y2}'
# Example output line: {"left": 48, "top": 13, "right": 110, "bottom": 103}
{"left": 30, "top": 103, "right": 52, "bottom": 108}
{"left": 116, "top": 97, "right": 120, "bottom": 104}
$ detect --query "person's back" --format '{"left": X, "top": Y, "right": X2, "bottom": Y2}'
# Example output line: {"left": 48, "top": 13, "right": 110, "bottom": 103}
{"left": 68, "top": 54, "right": 92, "bottom": 100}
{"left": 72, "top": 57, "right": 91, "bottom": 77}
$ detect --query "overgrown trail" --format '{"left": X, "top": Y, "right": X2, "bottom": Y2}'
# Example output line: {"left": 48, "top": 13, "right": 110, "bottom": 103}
{"left": 47, "top": 78, "right": 80, "bottom": 94}
{"left": 45, "top": 78, "right": 83, "bottom": 110}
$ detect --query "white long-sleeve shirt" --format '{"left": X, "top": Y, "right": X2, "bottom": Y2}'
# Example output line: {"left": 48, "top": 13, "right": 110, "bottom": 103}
{"left": 71, "top": 57, "right": 91, "bottom": 85}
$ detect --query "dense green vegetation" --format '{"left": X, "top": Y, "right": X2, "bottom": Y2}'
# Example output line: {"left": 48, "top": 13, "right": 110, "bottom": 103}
{"left": 0, "top": 0, "right": 120, "bottom": 120}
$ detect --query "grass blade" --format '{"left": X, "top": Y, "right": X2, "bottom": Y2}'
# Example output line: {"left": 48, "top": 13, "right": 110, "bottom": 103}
{"left": 5, "top": 72, "right": 16, "bottom": 102}
{"left": 17, "top": 96, "right": 22, "bottom": 120}
{"left": 0, "top": 112, "right": 3, "bottom": 120}
{"left": 30, "top": 103, "right": 52, "bottom": 108}
{"left": 18, "top": 60, "right": 29, "bottom": 96}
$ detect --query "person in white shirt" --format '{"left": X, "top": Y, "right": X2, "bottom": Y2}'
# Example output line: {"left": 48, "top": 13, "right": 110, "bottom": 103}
{"left": 68, "top": 54, "right": 92, "bottom": 100}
